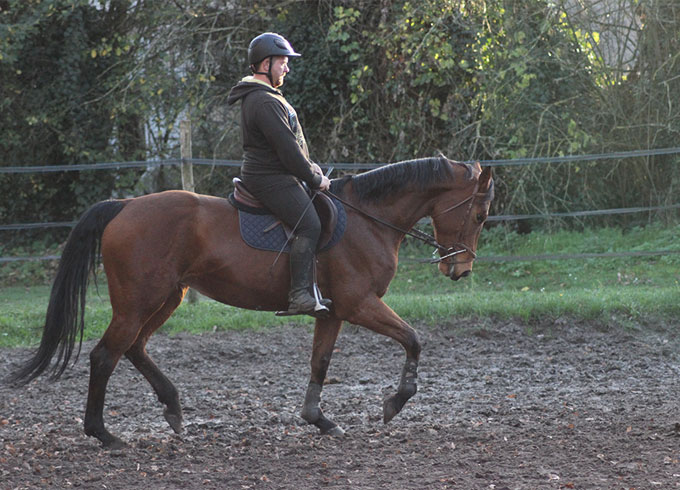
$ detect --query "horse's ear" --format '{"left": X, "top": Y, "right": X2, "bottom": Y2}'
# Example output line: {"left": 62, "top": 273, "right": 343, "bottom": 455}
{"left": 478, "top": 165, "right": 492, "bottom": 189}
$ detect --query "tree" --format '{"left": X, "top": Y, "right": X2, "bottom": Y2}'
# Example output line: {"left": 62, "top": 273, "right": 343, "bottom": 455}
{"left": 1, "top": 0, "right": 678, "bottom": 239}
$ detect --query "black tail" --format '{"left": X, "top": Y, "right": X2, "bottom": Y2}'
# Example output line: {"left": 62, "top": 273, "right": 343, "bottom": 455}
{"left": 8, "top": 199, "right": 127, "bottom": 386}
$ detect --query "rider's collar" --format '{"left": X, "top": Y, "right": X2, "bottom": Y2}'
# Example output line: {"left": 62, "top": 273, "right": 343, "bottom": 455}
{"left": 240, "top": 76, "right": 274, "bottom": 88}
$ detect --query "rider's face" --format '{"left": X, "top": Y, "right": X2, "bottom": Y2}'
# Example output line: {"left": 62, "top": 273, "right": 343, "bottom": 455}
{"left": 267, "top": 56, "right": 290, "bottom": 88}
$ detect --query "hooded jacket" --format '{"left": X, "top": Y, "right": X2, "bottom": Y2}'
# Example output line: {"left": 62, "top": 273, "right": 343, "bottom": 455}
{"left": 227, "top": 77, "right": 322, "bottom": 189}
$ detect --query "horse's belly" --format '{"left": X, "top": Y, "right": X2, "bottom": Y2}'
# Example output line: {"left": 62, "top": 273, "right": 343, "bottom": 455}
{"left": 185, "top": 269, "right": 290, "bottom": 312}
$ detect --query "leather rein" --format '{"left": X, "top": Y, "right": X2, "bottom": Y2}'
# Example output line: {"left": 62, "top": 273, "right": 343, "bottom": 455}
{"left": 324, "top": 180, "right": 480, "bottom": 265}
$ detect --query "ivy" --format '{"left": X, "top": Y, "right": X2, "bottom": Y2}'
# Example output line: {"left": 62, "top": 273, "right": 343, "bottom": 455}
{"left": 1, "top": 0, "right": 679, "bottom": 243}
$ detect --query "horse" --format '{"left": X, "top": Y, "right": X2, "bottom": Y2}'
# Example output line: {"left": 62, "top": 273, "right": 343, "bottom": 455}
{"left": 9, "top": 156, "right": 494, "bottom": 448}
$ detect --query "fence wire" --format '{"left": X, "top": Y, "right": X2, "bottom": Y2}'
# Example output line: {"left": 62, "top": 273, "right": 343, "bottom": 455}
{"left": 5, "top": 249, "right": 680, "bottom": 265}
{"left": 3, "top": 146, "right": 679, "bottom": 173}
{"left": 2, "top": 147, "right": 680, "bottom": 262}
{"left": 4, "top": 202, "right": 680, "bottom": 232}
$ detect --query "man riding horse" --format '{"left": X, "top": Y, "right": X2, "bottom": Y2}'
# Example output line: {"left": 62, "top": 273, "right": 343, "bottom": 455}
{"left": 227, "top": 32, "right": 332, "bottom": 318}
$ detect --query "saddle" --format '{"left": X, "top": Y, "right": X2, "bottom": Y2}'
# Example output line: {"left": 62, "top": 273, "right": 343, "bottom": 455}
{"left": 230, "top": 177, "right": 343, "bottom": 252}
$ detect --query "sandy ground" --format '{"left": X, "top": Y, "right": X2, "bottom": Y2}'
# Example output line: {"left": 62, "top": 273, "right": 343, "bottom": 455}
{"left": 2, "top": 317, "right": 680, "bottom": 489}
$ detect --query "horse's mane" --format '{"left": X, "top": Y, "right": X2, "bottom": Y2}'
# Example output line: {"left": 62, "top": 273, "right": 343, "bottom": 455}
{"left": 330, "top": 156, "right": 471, "bottom": 203}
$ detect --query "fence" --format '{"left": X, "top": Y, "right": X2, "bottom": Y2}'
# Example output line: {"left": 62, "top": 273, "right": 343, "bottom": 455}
{"left": 2, "top": 146, "right": 680, "bottom": 264}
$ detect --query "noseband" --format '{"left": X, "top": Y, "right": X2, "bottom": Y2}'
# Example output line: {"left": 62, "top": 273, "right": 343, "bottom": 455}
{"left": 429, "top": 179, "right": 480, "bottom": 266}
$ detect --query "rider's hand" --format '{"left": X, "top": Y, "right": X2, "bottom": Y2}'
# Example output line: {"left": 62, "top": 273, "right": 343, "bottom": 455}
{"left": 311, "top": 163, "right": 323, "bottom": 176}
{"left": 318, "top": 175, "right": 331, "bottom": 191}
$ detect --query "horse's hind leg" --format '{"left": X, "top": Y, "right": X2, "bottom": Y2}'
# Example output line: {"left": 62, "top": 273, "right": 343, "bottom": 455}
{"left": 300, "top": 317, "right": 345, "bottom": 436}
{"left": 124, "top": 286, "right": 187, "bottom": 434}
{"left": 84, "top": 289, "right": 178, "bottom": 448}
{"left": 84, "top": 316, "right": 143, "bottom": 448}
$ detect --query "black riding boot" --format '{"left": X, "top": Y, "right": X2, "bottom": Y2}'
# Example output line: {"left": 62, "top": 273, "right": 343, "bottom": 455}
{"left": 282, "top": 236, "right": 331, "bottom": 317}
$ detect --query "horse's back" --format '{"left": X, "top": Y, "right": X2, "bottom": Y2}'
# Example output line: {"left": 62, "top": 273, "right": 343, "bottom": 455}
{"left": 101, "top": 191, "right": 238, "bottom": 281}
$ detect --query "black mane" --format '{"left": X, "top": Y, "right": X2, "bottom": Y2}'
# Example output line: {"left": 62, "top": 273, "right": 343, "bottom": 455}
{"left": 330, "top": 156, "right": 465, "bottom": 202}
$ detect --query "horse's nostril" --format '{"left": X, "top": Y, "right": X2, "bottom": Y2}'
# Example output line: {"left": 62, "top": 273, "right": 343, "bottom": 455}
{"left": 460, "top": 270, "right": 471, "bottom": 278}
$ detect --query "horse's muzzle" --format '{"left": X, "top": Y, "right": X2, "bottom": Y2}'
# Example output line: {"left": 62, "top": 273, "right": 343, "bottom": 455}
{"left": 439, "top": 261, "right": 471, "bottom": 281}
{"left": 450, "top": 269, "right": 471, "bottom": 281}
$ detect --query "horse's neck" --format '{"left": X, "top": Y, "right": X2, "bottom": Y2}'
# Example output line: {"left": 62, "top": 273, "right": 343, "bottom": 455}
{"left": 361, "top": 190, "right": 433, "bottom": 233}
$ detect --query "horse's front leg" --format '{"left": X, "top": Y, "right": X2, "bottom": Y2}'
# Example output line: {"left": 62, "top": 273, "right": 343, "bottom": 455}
{"left": 347, "top": 297, "right": 421, "bottom": 424}
{"left": 300, "top": 317, "right": 345, "bottom": 436}
{"left": 383, "top": 354, "right": 419, "bottom": 423}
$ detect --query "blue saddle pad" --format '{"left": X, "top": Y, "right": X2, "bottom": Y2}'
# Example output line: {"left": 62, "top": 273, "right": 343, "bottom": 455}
{"left": 237, "top": 197, "right": 346, "bottom": 253}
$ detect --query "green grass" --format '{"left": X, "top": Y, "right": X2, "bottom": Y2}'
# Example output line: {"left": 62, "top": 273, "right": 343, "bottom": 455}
{"left": 387, "top": 223, "right": 680, "bottom": 322}
{"left": 0, "top": 286, "right": 311, "bottom": 348}
{"left": 1, "top": 223, "right": 679, "bottom": 348}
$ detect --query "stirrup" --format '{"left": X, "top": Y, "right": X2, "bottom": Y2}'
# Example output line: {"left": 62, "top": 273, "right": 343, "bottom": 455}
{"left": 276, "top": 284, "right": 332, "bottom": 318}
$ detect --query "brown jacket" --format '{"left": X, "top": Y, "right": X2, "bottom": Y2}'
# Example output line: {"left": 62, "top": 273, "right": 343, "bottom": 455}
{"left": 227, "top": 77, "right": 322, "bottom": 189}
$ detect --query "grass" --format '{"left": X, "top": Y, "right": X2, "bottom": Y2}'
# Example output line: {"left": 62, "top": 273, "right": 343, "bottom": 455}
{"left": 0, "top": 286, "right": 309, "bottom": 349}
{"left": 388, "top": 223, "right": 680, "bottom": 322}
{"left": 1, "top": 223, "right": 679, "bottom": 348}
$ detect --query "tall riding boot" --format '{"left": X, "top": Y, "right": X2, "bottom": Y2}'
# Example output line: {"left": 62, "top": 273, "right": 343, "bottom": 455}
{"left": 283, "top": 236, "right": 332, "bottom": 317}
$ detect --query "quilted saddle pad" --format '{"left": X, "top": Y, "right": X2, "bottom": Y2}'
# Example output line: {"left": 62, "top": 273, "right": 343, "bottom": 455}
{"left": 235, "top": 196, "right": 346, "bottom": 253}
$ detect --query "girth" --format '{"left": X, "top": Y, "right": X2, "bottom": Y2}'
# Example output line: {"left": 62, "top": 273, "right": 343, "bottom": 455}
{"left": 231, "top": 177, "right": 339, "bottom": 250}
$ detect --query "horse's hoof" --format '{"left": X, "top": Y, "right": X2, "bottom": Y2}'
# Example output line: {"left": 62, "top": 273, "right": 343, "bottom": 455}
{"left": 103, "top": 436, "right": 127, "bottom": 450}
{"left": 383, "top": 395, "right": 402, "bottom": 424}
{"left": 164, "top": 410, "right": 184, "bottom": 434}
{"left": 321, "top": 425, "right": 345, "bottom": 437}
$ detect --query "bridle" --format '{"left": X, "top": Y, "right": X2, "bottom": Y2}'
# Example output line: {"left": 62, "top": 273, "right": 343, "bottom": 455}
{"left": 324, "top": 179, "right": 482, "bottom": 266}
{"left": 429, "top": 178, "right": 480, "bottom": 265}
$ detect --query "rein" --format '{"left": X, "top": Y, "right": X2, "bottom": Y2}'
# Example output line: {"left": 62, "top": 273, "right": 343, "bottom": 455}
{"left": 324, "top": 185, "right": 478, "bottom": 265}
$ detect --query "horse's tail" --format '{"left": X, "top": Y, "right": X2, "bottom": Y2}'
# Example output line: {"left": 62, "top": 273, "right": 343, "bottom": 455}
{"left": 8, "top": 199, "right": 128, "bottom": 386}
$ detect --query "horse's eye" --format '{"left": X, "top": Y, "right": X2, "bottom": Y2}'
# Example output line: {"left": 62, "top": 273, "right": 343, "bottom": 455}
{"left": 476, "top": 213, "right": 486, "bottom": 223}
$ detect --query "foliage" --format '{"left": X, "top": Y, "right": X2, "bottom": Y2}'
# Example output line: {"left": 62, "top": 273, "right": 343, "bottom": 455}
{"left": 1, "top": 0, "right": 679, "bottom": 245}
{"left": 313, "top": 1, "right": 481, "bottom": 161}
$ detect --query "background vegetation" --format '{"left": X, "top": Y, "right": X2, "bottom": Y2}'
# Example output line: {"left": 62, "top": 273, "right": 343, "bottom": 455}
{"left": 1, "top": 0, "right": 678, "bottom": 329}
{"left": 1, "top": 0, "right": 679, "bottom": 240}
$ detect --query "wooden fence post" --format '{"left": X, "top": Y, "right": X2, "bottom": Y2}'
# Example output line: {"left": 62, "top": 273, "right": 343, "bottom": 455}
{"left": 180, "top": 119, "right": 199, "bottom": 304}
{"left": 180, "top": 119, "right": 195, "bottom": 193}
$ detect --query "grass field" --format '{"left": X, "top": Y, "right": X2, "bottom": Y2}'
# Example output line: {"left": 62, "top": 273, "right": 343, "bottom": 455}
{"left": 1, "top": 223, "right": 678, "bottom": 348}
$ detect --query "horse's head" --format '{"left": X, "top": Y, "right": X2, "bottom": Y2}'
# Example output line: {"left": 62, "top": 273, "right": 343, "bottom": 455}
{"left": 431, "top": 161, "right": 494, "bottom": 281}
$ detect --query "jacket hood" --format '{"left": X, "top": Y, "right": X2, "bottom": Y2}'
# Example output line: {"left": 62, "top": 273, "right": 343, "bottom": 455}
{"left": 227, "top": 76, "right": 280, "bottom": 105}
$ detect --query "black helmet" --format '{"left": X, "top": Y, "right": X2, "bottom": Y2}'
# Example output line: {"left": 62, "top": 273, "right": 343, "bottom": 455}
{"left": 248, "top": 32, "right": 301, "bottom": 67}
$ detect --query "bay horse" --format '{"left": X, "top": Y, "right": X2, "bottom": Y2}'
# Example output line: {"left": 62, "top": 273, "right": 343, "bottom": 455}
{"left": 9, "top": 156, "right": 494, "bottom": 448}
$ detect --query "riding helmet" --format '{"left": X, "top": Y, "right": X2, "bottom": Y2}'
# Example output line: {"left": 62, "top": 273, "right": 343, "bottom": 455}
{"left": 248, "top": 32, "right": 301, "bottom": 67}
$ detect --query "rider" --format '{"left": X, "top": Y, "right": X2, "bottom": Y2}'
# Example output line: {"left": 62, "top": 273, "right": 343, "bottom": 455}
{"left": 227, "top": 32, "right": 332, "bottom": 317}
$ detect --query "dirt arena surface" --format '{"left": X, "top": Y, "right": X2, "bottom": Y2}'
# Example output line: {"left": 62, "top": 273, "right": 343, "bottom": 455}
{"left": 2, "top": 317, "right": 680, "bottom": 489}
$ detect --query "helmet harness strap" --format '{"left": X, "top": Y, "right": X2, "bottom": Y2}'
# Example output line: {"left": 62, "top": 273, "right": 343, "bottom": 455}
{"left": 251, "top": 56, "right": 274, "bottom": 86}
